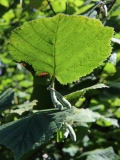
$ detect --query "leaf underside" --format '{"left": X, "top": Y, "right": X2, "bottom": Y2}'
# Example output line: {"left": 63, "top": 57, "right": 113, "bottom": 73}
{"left": 9, "top": 14, "right": 114, "bottom": 84}
{"left": 80, "top": 147, "right": 119, "bottom": 160}
{"left": 67, "top": 108, "right": 119, "bottom": 127}
{"left": 0, "top": 107, "right": 73, "bottom": 160}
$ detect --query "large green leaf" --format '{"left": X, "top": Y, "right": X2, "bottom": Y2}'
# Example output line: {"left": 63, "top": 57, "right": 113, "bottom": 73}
{"left": 8, "top": 14, "right": 113, "bottom": 85}
{"left": 0, "top": 107, "right": 73, "bottom": 160}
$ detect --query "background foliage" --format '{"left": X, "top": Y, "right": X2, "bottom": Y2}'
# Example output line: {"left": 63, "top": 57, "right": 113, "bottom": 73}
{"left": 0, "top": 0, "right": 120, "bottom": 160}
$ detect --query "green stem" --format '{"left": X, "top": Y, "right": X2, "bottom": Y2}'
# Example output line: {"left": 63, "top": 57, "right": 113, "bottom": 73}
{"left": 47, "top": 0, "right": 56, "bottom": 15}
{"left": 51, "top": 76, "right": 55, "bottom": 89}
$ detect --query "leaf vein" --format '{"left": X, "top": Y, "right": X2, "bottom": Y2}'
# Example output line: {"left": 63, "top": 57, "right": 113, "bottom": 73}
{"left": 13, "top": 31, "right": 52, "bottom": 57}
{"left": 57, "top": 16, "right": 71, "bottom": 32}
{"left": 42, "top": 19, "right": 55, "bottom": 33}
{"left": 33, "top": 116, "right": 45, "bottom": 134}
{"left": 56, "top": 34, "right": 105, "bottom": 67}
{"left": 56, "top": 35, "right": 84, "bottom": 56}
{"left": 29, "top": 22, "right": 53, "bottom": 46}
{"left": 18, "top": 118, "right": 33, "bottom": 152}
{"left": 56, "top": 19, "right": 81, "bottom": 44}
{"left": 53, "top": 14, "right": 60, "bottom": 77}
{"left": 9, "top": 44, "right": 53, "bottom": 69}
{"left": 57, "top": 64, "right": 91, "bottom": 74}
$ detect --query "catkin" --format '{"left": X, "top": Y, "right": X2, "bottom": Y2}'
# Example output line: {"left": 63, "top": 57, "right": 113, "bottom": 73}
{"left": 50, "top": 89, "right": 63, "bottom": 110}
{"left": 65, "top": 123, "right": 76, "bottom": 142}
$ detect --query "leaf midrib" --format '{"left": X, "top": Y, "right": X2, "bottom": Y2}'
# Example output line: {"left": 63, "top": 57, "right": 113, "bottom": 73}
{"left": 53, "top": 16, "right": 60, "bottom": 78}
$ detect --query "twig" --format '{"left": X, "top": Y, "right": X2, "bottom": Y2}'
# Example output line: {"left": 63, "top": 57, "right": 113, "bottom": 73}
{"left": 65, "top": 2, "right": 68, "bottom": 14}
{"left": 47, "top": 0, "right": 56, "bottom": 15}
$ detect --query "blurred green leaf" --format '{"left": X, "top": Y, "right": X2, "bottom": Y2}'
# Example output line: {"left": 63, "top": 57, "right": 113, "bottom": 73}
{"left": 80, "top": 147, "right": 119, "bottom": 160}
{"left": 97, "top": 117, "right": 119, "bottom": 127}
{"left": 30, "top": 0, "right": 47, "bottom": 9}
{"left": 0, "top": 0, "right": 9, "bottom": 7}
{"left": 115, "top": 108, "right": 120, "bottom": 118}
{"left": 63, "top": 145, "right": 79, "bottom": 157}
{"left": 103, "top": 63, "right": 116, "bottom": 75}
{"left": 13, "top": 74, "right": 25, "bottom": 81}
{"left": 19, "top": 80, "right": 33, "bottom": 88}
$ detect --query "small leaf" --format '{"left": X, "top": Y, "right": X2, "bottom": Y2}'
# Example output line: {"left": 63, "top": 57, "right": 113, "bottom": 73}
{"left": 10, "top": 100, "right": 38, "bottom": 115}
{"left": 0, "top": 107, "right": 73, "bottom": 160}
{"left": 9, "top": 14, "right": 113, "bottom": 85}
{"left": 0, "top": 88, "right": 14, "bottom": 111}
{"left": 67, "top": 108, "right": 97, "bottom": 125}
{"left": 65, "top": 83, "right": 108, "bottom": 105}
